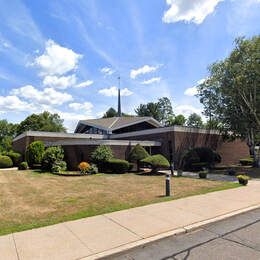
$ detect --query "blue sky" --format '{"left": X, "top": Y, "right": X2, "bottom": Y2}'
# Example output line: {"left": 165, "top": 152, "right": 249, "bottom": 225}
{"left": 0, "top": 0, "right": 259, "bottom": 131}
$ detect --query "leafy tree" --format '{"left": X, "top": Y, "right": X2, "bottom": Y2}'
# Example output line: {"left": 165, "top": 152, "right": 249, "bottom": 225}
{"left": 0, "top": 120, "right": 18, "bottom": 152}
{"left": 91, "top": 145, "right": 114, "bottom": 163}
{"left": 186, "top": 113, "right": 203, "bottom": 128}
{"left": 128, "top": 144, "right": 149, "bottom": 171}
{"left": 103, "top": 107, "right": 117, "bottom": 118}
{"left": 166, "top": 114, "right": 186, "bottom": 126}
{"left": 135, "top": 97, "right": 174, "bottom": 125}
{"left": 197, "top": 36, "right": 260, "bottom": 165}
{"left": 17, "top": 111, "right": 66, "bottom": 135}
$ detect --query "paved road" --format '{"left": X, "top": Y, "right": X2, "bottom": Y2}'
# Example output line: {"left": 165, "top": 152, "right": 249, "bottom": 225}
{"left": 105, "top": 208, "right": 260, "bottom": 260}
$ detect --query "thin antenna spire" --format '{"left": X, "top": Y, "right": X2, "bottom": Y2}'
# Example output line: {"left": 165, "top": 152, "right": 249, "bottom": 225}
{"left": 117, "top": 76, "right": 122, "bottom": 117}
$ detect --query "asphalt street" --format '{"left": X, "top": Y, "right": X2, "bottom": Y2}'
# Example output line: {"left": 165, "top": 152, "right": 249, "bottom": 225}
{"left": 104, "top": 208, "right": 260, "bottom": 260}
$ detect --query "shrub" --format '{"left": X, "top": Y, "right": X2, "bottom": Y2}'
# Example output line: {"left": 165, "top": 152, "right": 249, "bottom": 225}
{"left": 0, "top": 155, "right": 13, "bottom": 168}
{"left": 141, "top": 154, "right": 170, "bottom": 173}
{"left": 198, "top": 170, "right": 208, "bottom": 179}
{"left": 78, "top": 162, "right": 90, "bottom": 174}
{"left": 6, "top": 151, "right": 22, "bottom": 167}
{"left": 26, "top": 141, "right": 45, "bottom": 168}
{"left": 128, "top": 144, "right": 149, "bottom": 171}
{"left": 182, "top": 147, "right": 221, "bottom": 171}
{"left": 239, "top": 158, "right": 253, "bottom": 166}
{"left": 91, "top": 145, "right": 114, "bottom": 163}
{"left": 18, "top": 161, "right": 28, "bottom": 170}
{"left": 88, "top": 164, "right": 98, "bottom": 175}
{"left": 41, "top": 146, "right": 64, "bottom": 171}
{"left": 128, "top": 163, "right": 134, "bottom": 171}
{"left": 51, "top": 160, "right": 67, "bottom": 174}
{"left": 105, "top": 159, "right": 130, "bottom": 174}
{"left": 237, "top": 174, "right": 250, "bottom": 185}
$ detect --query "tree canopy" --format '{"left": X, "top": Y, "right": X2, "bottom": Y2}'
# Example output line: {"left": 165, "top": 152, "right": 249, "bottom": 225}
{"left": 186, "top": 113, "right": 203, "bottom": 128}
{"left": 135, "top": 97, "right": 174, "bottom": 125}
{"left": 103, "top": 107, "right": 117, "bottom": 118}
{"left": 0, "top": 120, "right": 18, "bottom": 152}
{"left": 17, "top": 111, "right": 66, "bottom": 135}
{"left": 197, "top": 36, "right": 260, "bottom": 162}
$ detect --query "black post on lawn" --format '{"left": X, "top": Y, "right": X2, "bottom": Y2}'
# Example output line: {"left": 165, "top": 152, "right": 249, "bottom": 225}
{"left": 165, "top": 173, "right": 171, "bottom": 196}
{"left": 170, "top": 161, "right": 174, "bottom": 176}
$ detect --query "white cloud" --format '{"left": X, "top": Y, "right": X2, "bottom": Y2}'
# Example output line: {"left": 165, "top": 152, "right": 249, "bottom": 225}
{"left": 184, "top": 78, "right": 205, "bottom": 96}
{"left": 98, "top": 86, "right": 133, "bottom": 97}
{"left": 69, "top": 102, "right": 93, "bottom": 111}
{"left": 141, "top": 77, "right": 161, "bottom": 85}
{"left": 43, "top": 74, "right": 77, "bottom": 89}
{"left": 184, "top": 86, "right": 198, "bottom": 96}
{"left": 11, "top": 85, "right": 73, "bottom": 106}
{"left": 34, "top": 40, "right": 82, "bottom": 76}
{"left": 0, "top": 95, "right": 33, "bottom": 112}
{"left": 75, "top": 80, "right": 93, "bottom": 88}
{"left": 130, "top": 65, "right": 158, "bottom": 79}
{"left": 162, "top": 0, "right": 223, "bottom": 24}
{"left": 100, "top": 67, "right": 115, "bottom": 76}
{"left": 175, "top": 104, "right": 202, "bottom": 117}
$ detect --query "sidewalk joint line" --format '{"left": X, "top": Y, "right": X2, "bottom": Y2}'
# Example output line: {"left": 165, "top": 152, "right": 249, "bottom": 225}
{"left": 103, "top": 214, "right": 142, "bottom": 238}
{"left": 12, "top": 234, "right": 20, "bottom": 260}
{"left": 63, "top": 223, "right": 94, "bottom": 254}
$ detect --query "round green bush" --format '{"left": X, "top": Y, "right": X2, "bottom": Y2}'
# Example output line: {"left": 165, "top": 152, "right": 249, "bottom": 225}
{"left": 51, "top": 160, "right": 67, "bottom": 174}
{"left": 41, "top": 146, "right": 64, "bottom": 171}
{"left": 198, "top": 170, "right": 208, "bottom": 179}
{"left": 26, "top": 141, "right": 45, "bottom": 168}
{"left": 91, "top": 145, "right": 114, "bottom": 163}
{"left": 106, "top": 159, "right": 130, "bottom": 174}
{"left": 6, "top": 152, "right": 22, "bottom": 166}
{"left": 18, "top": 161, "right": 28, "bottom": 170}
{"left": 0, "top": 155, "right": 13, "bottom": 168}
{"left": 141, "top": 154, "right": 170, "bottom": 173}
{"left": 88, "top": 164, "right": 99, "bottom": 175}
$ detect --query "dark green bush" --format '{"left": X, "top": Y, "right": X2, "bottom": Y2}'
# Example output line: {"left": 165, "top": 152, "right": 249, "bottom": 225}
{"left": 141, "top": 154, "right": 170, "bottom": 173}
{"left": 198, "top": 170, "right": 208, "bottom": 179}
{"left": 0, "top": 155, "right": 13, "bottom": 168}
{"left": 237, "top": 174, "right": 250, "bottom": 185}
{"left": 91, "top": 145, "right": 114, "bottom": 163}
{"left": 182, "top": 147, "right": 221, "bottom": 171}
{"left": 105, "top": 159, "right": 130, "bottom": 174}
{"left": 128, "top": 163, "right": 134, "bottom": 171}
{"left": 51, "top": 160, "right": 67, "bottom": 173}
{"left": 128, "top": 144, "right": 149, "bottom": 171}
{"left": 239, "top": 158, "right": 253, "bottom": 166}
{"left": 88, "top": 164, "right": 98, "bottom": 174}
{"left": 6, "top": 151, "right": 22, "bottom": 166}
{"left": 18, "top": 161, "right": 28, "bottom": 170}
{"left": 26, "top": 141, "right": 45, "bottom": 168}
{"left": 41, "top": 146, "right": 64, "bottom": 171}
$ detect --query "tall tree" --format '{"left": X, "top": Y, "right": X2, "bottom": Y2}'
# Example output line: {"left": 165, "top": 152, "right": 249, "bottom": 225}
{"left": 103, "top": 107, "right": 117, "bottom": 118}
{"left": 17, "top": 111, "right": 66, "bottom": 135}
{"left": 186, "top": 113, "right": 203, "bottom": 128}
{"left": 135, "top": 97, "right": 174, "bottom": 125}
{"left": 197, "top": 36, "right": 260, "bottom": 165}
{"left": 0, "top": 120, "right": 18, "bottom": 151}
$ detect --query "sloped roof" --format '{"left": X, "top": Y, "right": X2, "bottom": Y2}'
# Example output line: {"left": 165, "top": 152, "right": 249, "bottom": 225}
{"left": 75, "top": 116, "right": 162, "bottom": 132}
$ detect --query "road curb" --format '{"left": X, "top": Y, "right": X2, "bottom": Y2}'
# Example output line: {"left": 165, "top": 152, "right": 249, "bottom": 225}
{"left": 82, "top": 204, "right": 260, "bottom": 260}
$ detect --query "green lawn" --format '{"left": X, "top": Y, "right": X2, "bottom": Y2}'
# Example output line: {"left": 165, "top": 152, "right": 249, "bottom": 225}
{"left": 0, "top": 169, "right": 240, "bottom": 236}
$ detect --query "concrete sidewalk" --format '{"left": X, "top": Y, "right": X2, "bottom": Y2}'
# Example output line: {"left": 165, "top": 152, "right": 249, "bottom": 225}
{"left": 2, "top": 181, "right": 260, "bottom": 260}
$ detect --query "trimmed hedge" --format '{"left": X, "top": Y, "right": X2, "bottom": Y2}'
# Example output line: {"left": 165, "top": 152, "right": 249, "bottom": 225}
{"left": 0, "top": 155, "right": 13, "bottom": 168}
{"left": 91, "top": 145, "right": 114, "bottom": 163}
{"left": 141, "top": 154, "right": 170, "bottom": 173}
{"left": 105, "top": 159, "right": 130, "bottom": 174}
